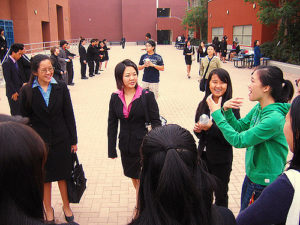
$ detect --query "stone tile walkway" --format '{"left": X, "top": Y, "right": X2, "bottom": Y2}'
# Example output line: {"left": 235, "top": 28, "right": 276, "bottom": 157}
{"left": 0, "top": 45, "right": 296, "bottom": 225}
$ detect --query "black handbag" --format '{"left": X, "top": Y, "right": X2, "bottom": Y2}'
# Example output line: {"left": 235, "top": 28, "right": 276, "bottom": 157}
{"left": 67, "top": 153, "right": 87, "bottom": 203}
{"left": 141, "top": 89, "right": 167, "bottom": 131}
{"left": 199, "top": 56, "right": 214, "bottom": 92}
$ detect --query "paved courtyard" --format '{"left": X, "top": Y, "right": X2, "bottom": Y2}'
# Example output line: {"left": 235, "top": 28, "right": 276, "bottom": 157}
{"left": 0, "top": 44, "right": 297, "bottom": 225}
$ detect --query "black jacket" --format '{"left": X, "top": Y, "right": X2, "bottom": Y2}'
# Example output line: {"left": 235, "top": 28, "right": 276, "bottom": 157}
{"left": 108, "top": 91, "right": 161, "bottom": 158}
{"left": 18, "top": 54, "right": 31, "bottom": 83}
{"left": 0, "top": 36, "right": 7, "bottom": 52}
{"left": 20, "top": 81, "right": 77, "bottom": 146}
{"left": 2, "top": 56, "right": 23, "bottom": 97}
{"left": 195, "top": 105, "right": 240, "bottom": 164}
{"left": 79, "top": 45, "right": 87, "bottom": 62}
{"left": 50, "top": 54, "right": 64, "bottom": 81}
{"left": 86, "top": 44, "right": 98, "bottom": 62}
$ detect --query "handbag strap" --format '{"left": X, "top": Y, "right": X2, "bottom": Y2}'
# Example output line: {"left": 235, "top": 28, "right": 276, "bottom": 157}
{"left": 72, "top": 153, "right": 80, "bottom": 167}
{"left": 203, "top": 56, "right": 214, "bottom": 78}
{"left": 141, "top": 89, "right": 150, "bottom": 124}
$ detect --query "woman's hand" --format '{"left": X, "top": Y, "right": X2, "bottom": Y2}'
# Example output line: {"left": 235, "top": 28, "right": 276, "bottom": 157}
{"left": 206, "top": 94, "right": 222, "bottom": 113}
{"left": 193, "top": 120, "right": 213, "bottom": 133}
{"left": 223, "top": 98, "right": 244, "bottom": 111}
{"left": 71, "top": 145, "right": 77, "bottom": 153}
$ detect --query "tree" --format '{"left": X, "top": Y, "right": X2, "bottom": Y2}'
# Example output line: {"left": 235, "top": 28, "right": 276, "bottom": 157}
{"left": 244, "top": 0, "right": 300, "bottom": 64}
{"left": 182, "top": 0, "right": 208, "bottom": 41}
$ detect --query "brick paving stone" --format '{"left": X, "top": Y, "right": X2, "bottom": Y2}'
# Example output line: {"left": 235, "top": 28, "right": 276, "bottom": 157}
{"left": 0, "top": 45, "right": 297, "bottom": 224}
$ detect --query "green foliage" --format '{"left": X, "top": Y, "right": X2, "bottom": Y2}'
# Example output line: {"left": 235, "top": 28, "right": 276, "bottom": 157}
{"left": 244, "top": 0, "right": 300, "bottom": 65}
{"left": 182, "top": 0, "right": 208, "bottom": 41}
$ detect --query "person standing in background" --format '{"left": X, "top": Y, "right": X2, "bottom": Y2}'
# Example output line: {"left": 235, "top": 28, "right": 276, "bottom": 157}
{"left": 58, "top": 40, "right": 69, "bottom": 84}
{"left": 213, "top": 37, "right": 221, "bottom": 58}
{"left": 86, "top": 39, "right": 98, "bottom": 77}
{"left": 79, "top": 38, "right": 88, "bottom": 79}
{"left": 103, "top": 39, "right": 110, "bottom": 70}
{"left": 121, "top": 37, "right": 126, "bottom": 49}
{"left": 65, "top": 43, "right": 76, "bottom": 86}
{"left": 138, "top": 40, "right": 164, "bottom": 99}
{"left": 220, "top": 36, "right": 227, "bottom": 63}
{"left": 2, "top": 43, "right": 23, "bottom": 115}
{"left": 17, "top": 44, "right": 31, "bottom": 83}
{"left": 50, "top": 46, "right": 64, "bottom": 82}
{"left": 0, "top": 28, "right": 8, "bottom": 62}
{"left": 252, "top": 40, "right": 262, "bottom": 74}
{"left": 183, "top": 40, "right": 195, "bottom": 79}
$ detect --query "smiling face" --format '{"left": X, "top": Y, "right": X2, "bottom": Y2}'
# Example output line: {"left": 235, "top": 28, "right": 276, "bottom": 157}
{"left": 34, "top": 59, "right": 54, "bottom": 85}
{"left": 209, "top": 74, "right": 228, "bottom": 98}
{"left": 248, "top": 71, "right": 269, "bottom": 102}
{"left": 284, "top": 111, "right": 294, "bottom": 152}
{"left": 207, "top": 46, "right": 215, "bottom": 57}
{"left": 145, "top": 43, "right": 154, "bottom": 53}
{"left": 122, "top": 66, "right": 138, "bottom": 89}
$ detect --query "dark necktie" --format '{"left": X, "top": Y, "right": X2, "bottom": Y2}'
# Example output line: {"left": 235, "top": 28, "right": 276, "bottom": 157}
{"left": 15, "top": 62, "right": 19, "bottom": 71}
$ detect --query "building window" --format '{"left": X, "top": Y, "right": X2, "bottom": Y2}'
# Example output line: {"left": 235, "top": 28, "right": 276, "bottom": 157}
{"left": 212, "top": 27, "right": 224, "bottom": 41}
{"left": 233, "top": 25, "right": 252, "bottom": 46}
{"left": 157, "top": 8, "right": 170, "bottom": 17}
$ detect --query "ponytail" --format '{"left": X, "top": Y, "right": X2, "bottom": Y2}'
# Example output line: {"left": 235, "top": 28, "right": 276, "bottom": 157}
{"left": 257, "top": 66, "right": 294, "bottom": 103}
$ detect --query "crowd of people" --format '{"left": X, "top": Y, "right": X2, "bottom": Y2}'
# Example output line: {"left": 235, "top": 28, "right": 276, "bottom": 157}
{"left": 0, "top": 32, "right": 299, "bottom": 225}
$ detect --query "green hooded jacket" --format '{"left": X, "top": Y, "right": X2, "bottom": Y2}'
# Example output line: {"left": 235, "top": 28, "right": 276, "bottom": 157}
{"left": 212, "top": 102, "right": 290, "bottom": 186}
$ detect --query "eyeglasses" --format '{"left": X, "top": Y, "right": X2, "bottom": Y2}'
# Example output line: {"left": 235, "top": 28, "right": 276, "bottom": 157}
{"left": 295, "top": 79, "right": 300, "bottom": 87}
{"left": 40, "top": 67, "right": 54, "bottom": 74}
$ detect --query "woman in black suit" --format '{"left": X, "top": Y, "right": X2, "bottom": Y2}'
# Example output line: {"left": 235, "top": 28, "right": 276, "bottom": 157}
{"left": 194, "top": 68, "right": 240, "bottom": 208}
{"left": 103, "top": 39, "right": 110, "bottom": 69}
{"left": 183, "top": 40, "right": 195, "bottom": 79}
{"left": 108, "top": 59, "right": 161, "bottom": 211}
{"left": 50, "top": 46, "right": 64, "bottom": 82}
{"left": 79, "top": 38, "right": 88, "bottom": 79}
{"left": 20, "top": 54, "right": 78, "bottom": 223}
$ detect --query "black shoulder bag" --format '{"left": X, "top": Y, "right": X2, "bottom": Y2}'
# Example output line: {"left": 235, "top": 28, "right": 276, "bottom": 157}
{"left": 199, "top": 56, "right": 214, "bottom": 92}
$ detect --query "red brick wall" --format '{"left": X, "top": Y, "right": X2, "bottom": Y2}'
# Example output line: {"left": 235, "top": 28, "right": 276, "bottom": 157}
{"left": 122, "top": 0, "right": 157, "bottom": 42}
{"left": 208, "top": 0, "right": 277, "bottom": 46}
{"left": 70, "top": 0, "right": 122, "bottom": 41}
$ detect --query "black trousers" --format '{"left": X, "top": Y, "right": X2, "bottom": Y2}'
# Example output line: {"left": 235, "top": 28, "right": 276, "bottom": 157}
{"left": 80, "top": 61, "right": 87, "bottom": 78}
{"left": 202, "top": 152, "right": 232, "bottom": 207}
{"left": 88, "top": 61, "right": 94, "bottom": 76}
{"left": 67, "top": 62, "right": 74, "bottom": 84}
{"left": 122, "top": 42, "right": 125, "bottom": 49}
{"left": 95, "top": 59, "right": 99, "bottom": 73}
{"left": 8, "top": 97, "right": 20, "bottom": 116}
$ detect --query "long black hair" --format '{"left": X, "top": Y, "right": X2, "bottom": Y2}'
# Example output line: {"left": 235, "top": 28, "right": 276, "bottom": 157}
{"left": 0, "top": 121, "right": 47, "bottom": 222}
{"left": 20, "top": 54, "right": 51, "bottom": 110}
{"left": 288, "top": 96, "right": 300, "bottom": 170}
{"left": 256, "top": 66, "right": 294, "bottom": 103}
{"left": 129, "top": 124, "right": 216, "bottom": 225}
{"left": 195, "top": 68, "right": 233, "bottom": 123}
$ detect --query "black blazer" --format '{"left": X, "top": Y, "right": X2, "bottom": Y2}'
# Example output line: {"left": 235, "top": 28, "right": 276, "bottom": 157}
{"left": 18, "top": 54, "right": 31, "bottom": 83}
{"left": 86, "top": 44, "right": 98, "bottom": 62}
{"left": 108, "top": 91, "right": 161, "bottom": 158}
{"left": 2, "top": 57, "right": 23, "bottom": 98}
{"left": 20, "top": 81, "right": 77, "bottom": 146}
{"left": 79, "top": 45, "right": 87, "bottom": 62}
{"left": 0, "top": 36, "right": 7, "bottom": 52}
{"left": 195, "top": 105, "right": 240, "bottom": 164}
{"left": 50, "top": 54, "right": 64, "bottom": 81}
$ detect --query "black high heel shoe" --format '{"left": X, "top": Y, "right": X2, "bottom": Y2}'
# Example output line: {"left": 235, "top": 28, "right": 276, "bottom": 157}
{"left": 45, "top": 207, "right": 55, "bottom": 224}
{"left": 63, "top": 207, "right": 74, "bottom": 222}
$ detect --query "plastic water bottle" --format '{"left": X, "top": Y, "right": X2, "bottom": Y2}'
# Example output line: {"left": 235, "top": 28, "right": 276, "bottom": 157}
{"left": 199, "top": 114, "right": 209, "bottom": 125}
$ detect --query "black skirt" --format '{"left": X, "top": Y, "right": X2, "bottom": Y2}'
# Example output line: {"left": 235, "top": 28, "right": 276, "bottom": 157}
{"left": 185, "top": 55, "right": 192, "bottom": 65}
{"left": 44, "top": 140, "right": 72, "bottom": 182}
{"left": 120, "top": 153, "right": 141, "bottom": 179}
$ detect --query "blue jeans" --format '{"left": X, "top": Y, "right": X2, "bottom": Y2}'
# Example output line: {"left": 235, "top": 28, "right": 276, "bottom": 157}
{"left": 240, "top": 176, "right": 266, "bottom": 212}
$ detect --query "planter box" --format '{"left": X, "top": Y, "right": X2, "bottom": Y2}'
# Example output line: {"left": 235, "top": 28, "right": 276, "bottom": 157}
{"left": 269, "top": 60, "right": 300, "bottom": 75}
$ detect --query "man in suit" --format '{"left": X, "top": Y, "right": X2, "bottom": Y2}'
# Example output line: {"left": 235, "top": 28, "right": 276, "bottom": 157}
{"left": 2, "top": 43, "right": 24, "bottom": 115}
{"left": 86, "top": 39, "right": 98, "bottom": 77}
{"left": 58, "top": 40, "right": 69, "bottom": 84}
{"left": 17, "top": 44, "right": 31, "bottom": 83}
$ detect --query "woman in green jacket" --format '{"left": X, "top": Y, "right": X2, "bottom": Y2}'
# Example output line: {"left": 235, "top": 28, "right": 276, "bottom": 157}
{"left": 206, "top": 66, "right": 294, "bottom": 211}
